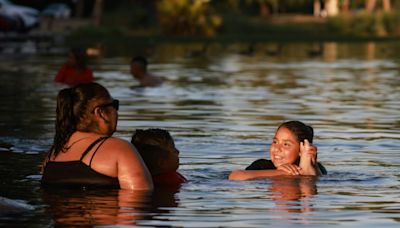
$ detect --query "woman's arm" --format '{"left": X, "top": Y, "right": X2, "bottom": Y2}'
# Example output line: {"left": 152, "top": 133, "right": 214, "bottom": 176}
{"left": 112, "top": 139, "right": 154, "bottom": 190}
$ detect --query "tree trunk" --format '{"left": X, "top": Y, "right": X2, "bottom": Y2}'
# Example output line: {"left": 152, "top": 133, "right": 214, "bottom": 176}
{"left": 365, "top": 0, "right": 376, "bottom": 12}
{"left": 341, "top": 0, "right": 350, "bottom": 13}
{"left": 382, "top": 0, "right": 391, "bottom": 12}
{"left": 314, "top": 0, "right": 321, "bottom": 17}
{"left": 92, "top": 0, "right": 103, "bottom": 27}
{"left": 76, "top": 0, "right": 85, "bottom": 18}
{"left": 324, "top": 0, "right": 338, "bottom": 16}
{"left": 259, "top": 2, "right": 270, "bottom": 17}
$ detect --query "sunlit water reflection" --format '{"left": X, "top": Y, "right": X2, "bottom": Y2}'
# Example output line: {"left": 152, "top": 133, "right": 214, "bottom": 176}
{"left": 0, "top": 42, "right": 399, "bottom": 227}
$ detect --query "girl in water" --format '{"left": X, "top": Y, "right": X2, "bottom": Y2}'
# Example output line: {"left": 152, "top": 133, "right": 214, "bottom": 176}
{"left": 229, "top": 121, "right": 326, "bottom": 180}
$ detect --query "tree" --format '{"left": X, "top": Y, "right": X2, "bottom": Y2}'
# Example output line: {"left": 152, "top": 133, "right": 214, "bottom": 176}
{"left": 92, "top": 0, "right": 103, "bottom": 26}
{"left": 156, "top": 0, "right": 221, "bottom": 36}
{"left": 365, "top": 0, "right": 377, "bottom": 12}
{"left": 382, "top": 0, "right": 391, "bottom": 12}
{"left": 341, "top": 0, "right": 350, "bottom": 13}
{"left": 314, "top": 0, "right": 321, "bottom": 16}
{"left": 365, "top": 0, "right": 391, "bottom": 12}
{"left": 325, "top": 0, "right": 339, "bottom": 16}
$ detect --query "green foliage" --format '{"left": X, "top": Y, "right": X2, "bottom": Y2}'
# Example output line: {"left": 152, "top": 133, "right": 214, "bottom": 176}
{"left": 212, "top": 0, "right": 311, "bottom": 16}
{"left": 102, "top": 2, "right": 156, "bottom": 30}
{"left": 70, "top": 0, "right": 400, "bottom": 41}
{"left": 327, "top": 11, "right": 400, "bottom": 37}
{"left": 381, "top": 12, "right": 400, "bottom": 35}
{"left": 67, "top": 25, "right": 125, "bottom": 46}
{"left": 156, "top": 0, "right": 222, "bottom": 36}
{"left": 73, "top": 26, "right": 124, "bottom": 37}
{"left": 347, "top": 0, "right": 366, "bottom": 9}
{"left": 276, "top": 0, "right": 313, "bottom": 13}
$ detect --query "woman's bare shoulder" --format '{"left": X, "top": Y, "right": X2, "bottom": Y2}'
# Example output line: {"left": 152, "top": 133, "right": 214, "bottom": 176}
{"left": 103, "top": 137, "right": 136, "bottom": 152}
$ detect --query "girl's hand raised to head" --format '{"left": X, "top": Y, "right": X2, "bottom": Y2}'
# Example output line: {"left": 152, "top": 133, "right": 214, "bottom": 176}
{"left": 299, "top": 139, "right": 318, "bottom": 176}
{"left": 300, "top": 139, "right": 317, "bottom": 165}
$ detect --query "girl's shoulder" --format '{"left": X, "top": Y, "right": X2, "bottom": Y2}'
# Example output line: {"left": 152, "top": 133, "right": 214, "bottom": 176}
{"left": 245, "top": 159, "right": 276, "bottom": 170}
{"left": 317, "top": 162, "right": 328, "bottom": 175}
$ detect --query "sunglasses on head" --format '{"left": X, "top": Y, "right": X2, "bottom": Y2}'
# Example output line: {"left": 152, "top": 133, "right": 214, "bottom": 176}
{"left": 92, "top": 99, "right": 119, "bottom": 113}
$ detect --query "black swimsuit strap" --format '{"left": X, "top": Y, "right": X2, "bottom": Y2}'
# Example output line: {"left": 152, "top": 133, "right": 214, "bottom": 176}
{"left": 79, "top": 137, "right": 109, "bottom": 161}
{"left": 88, "top": 137, "right": 109, "bottom": 167}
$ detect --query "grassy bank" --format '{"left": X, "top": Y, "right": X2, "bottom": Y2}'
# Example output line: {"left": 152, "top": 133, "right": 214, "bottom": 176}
{"left": 66, "top": 11, "right": 400, "bottom": 49}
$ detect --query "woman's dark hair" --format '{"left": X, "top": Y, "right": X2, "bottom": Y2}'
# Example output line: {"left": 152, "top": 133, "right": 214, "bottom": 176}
{"left": 49, "top": 82, "right": 110, "bottom": 158}
{"left": 278, "top": 121, "right": 314, "bottom": 143}
{"left": 70, "top": 47, "right": 88, "bottom": 70}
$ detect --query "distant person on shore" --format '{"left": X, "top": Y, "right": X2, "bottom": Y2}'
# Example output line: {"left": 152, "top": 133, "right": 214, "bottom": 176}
{"left": 130, "top": 56, "right": 162, "bottom": 87}
{"left": 54, "top": 48, "right": 94, "bottom": 86}
{"left": 229, "top": 121, "right": 327, "bottom": 181}
{"left": 131, "top": 129, "right": 187, "bottom": 187}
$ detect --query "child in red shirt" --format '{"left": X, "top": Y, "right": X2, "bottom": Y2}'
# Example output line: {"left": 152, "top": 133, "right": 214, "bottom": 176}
{"left": 54, "top": 48, "right": 93, "bottom": 86}
{"left": 131, "top": 129, "right": 187, "bottom": 187}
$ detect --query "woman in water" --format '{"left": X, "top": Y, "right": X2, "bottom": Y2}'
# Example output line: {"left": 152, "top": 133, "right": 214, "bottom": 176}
{"left": 229, "top": 121, "right": 326, "bottom": 180}
{"left": 41, "top": 82, "right": 153, "bottom": 190}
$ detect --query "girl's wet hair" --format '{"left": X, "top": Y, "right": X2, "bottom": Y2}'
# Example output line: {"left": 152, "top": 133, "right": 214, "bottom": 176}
{"left": 278, "top": 121, "right": 314, "bottom": 143}
{"left": 49, "top": 82, "right": 110, "bottom": 158}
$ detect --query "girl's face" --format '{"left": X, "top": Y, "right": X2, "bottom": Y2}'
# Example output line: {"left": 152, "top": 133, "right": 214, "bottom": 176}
{"left": 269, "top": 127, "right": 300, "bottom": 167}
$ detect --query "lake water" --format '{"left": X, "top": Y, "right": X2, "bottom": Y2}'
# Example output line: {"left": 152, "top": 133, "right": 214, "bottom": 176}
{"left": 0, "top": 41, "right": 399, "bottom": 227}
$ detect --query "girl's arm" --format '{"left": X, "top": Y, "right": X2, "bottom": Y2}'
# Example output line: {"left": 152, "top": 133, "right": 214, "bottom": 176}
{"left": 229, "top": 169, "right": 288, "bottom": 181}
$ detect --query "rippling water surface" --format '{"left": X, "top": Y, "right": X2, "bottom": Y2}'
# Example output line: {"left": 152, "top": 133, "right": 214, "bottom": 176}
{"left": 0, "top": 42, "right": 399, "bottom": 227}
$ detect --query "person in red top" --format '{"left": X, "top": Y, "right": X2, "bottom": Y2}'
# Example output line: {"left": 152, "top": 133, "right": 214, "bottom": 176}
{"left": 131, "top": 129, "right": 187, "bottom": 187}
{"left": 54, "top": 48, "right": 94, "bottom": 86}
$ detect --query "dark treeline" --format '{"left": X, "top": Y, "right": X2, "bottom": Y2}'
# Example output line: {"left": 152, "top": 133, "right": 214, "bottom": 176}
{"left": 13, "top": 0, "right": 399, "bottom": 39}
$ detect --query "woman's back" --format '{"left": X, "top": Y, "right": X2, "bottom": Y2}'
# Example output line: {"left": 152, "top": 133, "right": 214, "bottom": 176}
{"left": 42, "top": 135, "right": 119, "bottom": 188}
{"left": 43, "top": 132, "right": 152, "bottom": 190}
{"left": 41, "top": 83, "right": 153, "bottom": 190}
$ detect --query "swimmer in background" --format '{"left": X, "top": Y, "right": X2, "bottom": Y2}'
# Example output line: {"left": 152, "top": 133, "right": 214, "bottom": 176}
{"left": 130, "top": 56, "right": 162, "bottom": 87}
{"left": 54, "top": 48, "right": 94, "bottom": 86}
{"left": 131, "top": 129, "right": 187, "bottom": 187}
{"left": 229, "top": 121, "right": 327, "bottom": 181}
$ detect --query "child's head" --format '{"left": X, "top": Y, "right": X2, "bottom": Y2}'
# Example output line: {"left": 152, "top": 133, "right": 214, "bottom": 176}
{"left": 130, "top": 56, "right": 148, "bottom": 78}
{"left": 131, "top": 129, "right": 179, "bottom": 175}
{"left": 269, "top": 121, "right": 314, "bottom": 167}
{"left": 68, "top": 47, "right": 87, "bottom": 69}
